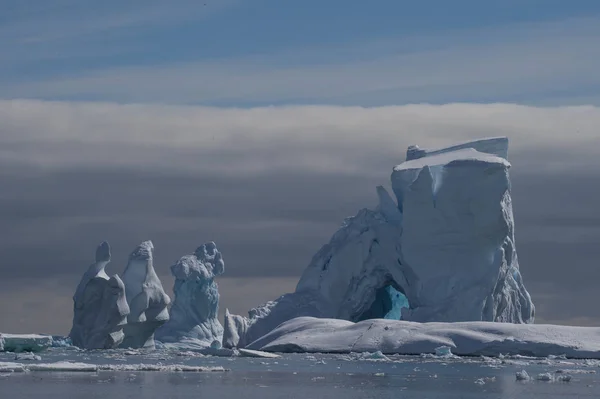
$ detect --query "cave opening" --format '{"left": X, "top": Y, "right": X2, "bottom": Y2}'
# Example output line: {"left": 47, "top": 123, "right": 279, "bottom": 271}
{"left": 356, "top": 284, "right": 409, "bottom": 321}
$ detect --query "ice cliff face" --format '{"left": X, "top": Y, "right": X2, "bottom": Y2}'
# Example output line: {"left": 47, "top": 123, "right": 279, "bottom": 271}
{"left": 120, "top": 241, "right": 171, "bottom": 349}
{"left": 155, "top": 242, "right": 225, "bottom": 348}
{"left": 69, "top": 242, "right": 130, "bottom": 349}
{"left": 225, "top": 137, "right": 535, "bottom": 348}
{"left": 392, "top": 139, "right": 534, "bottom": 323}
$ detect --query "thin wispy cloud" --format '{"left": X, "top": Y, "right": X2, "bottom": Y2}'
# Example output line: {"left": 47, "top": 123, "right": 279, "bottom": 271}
{"left": 2, "top": 13, "right": 600, "bottom": 105}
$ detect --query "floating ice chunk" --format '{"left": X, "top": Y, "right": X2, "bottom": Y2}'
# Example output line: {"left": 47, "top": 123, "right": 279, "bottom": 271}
{"left": 0, "top": 334, "right": 53, "bottom": 353}
{"left": 14, "top": 352, "right": 41, "bottom": 361}
{"left": 358, "top": 351, "right": 391, "bottom": 361}
{"left": 556, "top": 374, "right": 572, "bottom": 382}
{"left": 516, "top": 370, "right": 530, "bottom": 381}
{"left": 536, "top": 373, "right": 553, "bottom": 381}
{"left": 435, "top": 346, "right": 453, "bottom": 357}
{"left": 50, "top": 336, "right": 74, "bottom": 348}
{"left": 474, "top": 378, "right": 485, "bottom": 385}
{"left": 238, "top": 348, "right": 281, "bottom": 358}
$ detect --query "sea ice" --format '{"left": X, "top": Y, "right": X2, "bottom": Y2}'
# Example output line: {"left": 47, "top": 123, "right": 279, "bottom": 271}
{"left": 69, "top": 241, "right": 130, "bottom": 349}
{"left": 155, "top": 242, "right": 224, "bottom": 348}
{"left": 225, "top": 138, "right": 534, "bottom": 347}
{"left": 247, "top": 317, "right": 600, "bottom": 359}
{"left": 0, "top": 361, "right": 228, "bottom": 373}
{"left": 120, "top": 241, "right": 171, "bottom": 349}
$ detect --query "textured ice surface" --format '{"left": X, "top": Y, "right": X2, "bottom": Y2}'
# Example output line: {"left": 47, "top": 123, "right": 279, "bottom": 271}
{"left": 226, "top": 138, "right": 534, "bottom": 347}
{"left": 248, "top": 317, "right": 600, "bottom": 358}
{"left": 391, "top": 140, "right": 534, "bottom": 323}
{"left": 0, "top": 334, "right": 53, "bottom": 353}
{"left": 121, "top": 241, "right": 171, "bottom": 349}
{"left": 69, "top": 242, "right": 130, "bottom": 349}
{"left": 155, "top": 242, "right": 224, "bottom": 348}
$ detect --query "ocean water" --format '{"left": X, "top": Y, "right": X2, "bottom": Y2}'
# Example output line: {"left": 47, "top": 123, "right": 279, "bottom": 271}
{"left": 1, "top": 348, "right": 599, "bottom": 398}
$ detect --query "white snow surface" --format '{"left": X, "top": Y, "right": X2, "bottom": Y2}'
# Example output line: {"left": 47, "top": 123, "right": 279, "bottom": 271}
{"left": 405, "top": 137, "right": 509, "bottom": 161}
{"left": 155, "top": 242, "right": 224, "bottom": 348}
{"left": 225, "top": 137, "right": 534, "bottom": 348}
{"left": 69, "top": 241, "right": 130, "bottom": 349}
{"left": 248, "top": 317, "right": 600, "bottom": 359}
{"left": 120, "top": 241, "right": 171, "bottom": 349}
{"left": 0, "top": 334, "right": 53, "bottom": 353}
{"left": 0, "top": 361, "right": 227, "bottom": 373}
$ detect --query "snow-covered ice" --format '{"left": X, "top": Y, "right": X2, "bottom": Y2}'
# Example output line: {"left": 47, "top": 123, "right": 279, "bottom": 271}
{"left": 0, "top": 361, "right": 227, "bottom": 373}
{"left": 225, "top": 137, "right": 534, "bottom": 347}
{"left": 247, "top": 317, "right": 600, "bottom": 359}
{"left": 69, "top": 241, "right": 130, "bottom": 349}
{"left": 155, "top": 242, "right": 224, "bottom": 348}
{"left": 120, "top": 241, "right": 171, "bottom": 349}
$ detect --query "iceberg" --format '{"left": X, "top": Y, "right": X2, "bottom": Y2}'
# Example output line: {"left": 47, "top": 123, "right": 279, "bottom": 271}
{"left": 0, "top": 334, "right": 53, "bottom": 353}
{"left": 247, "top": 317, "right": 600, "bottom": 359}
{"left": 391, "top": 140, "right": 534, "bottom": 323}
{"left": 120, "top": 241, "right": 171, "bottom": 349}
{"left": 69, "top": 242, "right": 130, "bottom": 349}
{"left": 155, "top": 242, "right": 225, "bottom": 348}
{"left": 225, "top": 137, "right": 534, "bottom": 347}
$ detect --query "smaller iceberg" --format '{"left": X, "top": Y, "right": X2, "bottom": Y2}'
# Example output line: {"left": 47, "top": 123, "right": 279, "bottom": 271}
{"left": 69, "top": 242, "right": 130, "bottom": 349}
{"left": 156, "top": 242, "right": 225, "bottom": 349}
{"left": 120, "top": 241, "right": 171, "bottom": 349}
{"left": 0, "top": 334, "right": 53, "bottom": 353}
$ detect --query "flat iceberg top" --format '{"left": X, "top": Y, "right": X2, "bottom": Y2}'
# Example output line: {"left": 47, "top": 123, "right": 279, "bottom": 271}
{"left": 406, "top": 137, "right": 509, "bottom": 161}
{"left": 248, "top": 317, "right": 600, "bottom": 359}
{"left": 394, "top": 148, "right": 510, "bottom": 172}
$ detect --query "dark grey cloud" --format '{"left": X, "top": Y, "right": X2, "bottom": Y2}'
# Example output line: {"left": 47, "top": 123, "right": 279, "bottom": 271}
{"left": 1, "top": 101, "right": 599, "bottom": 332}
{"left": 0, "top": 162, "right": 599, "bottom": 330}
{"left": 0, "top": 162, "right": 393, "bottom": 281}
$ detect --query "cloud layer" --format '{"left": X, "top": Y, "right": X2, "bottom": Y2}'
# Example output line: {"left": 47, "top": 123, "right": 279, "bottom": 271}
{"left": 1, "top": 99, "right": 599, "bottom": 331}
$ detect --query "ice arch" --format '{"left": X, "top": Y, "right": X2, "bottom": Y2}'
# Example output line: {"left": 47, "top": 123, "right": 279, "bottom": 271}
{"left": 355, "top": 284, "right": 409, "bottom": 321}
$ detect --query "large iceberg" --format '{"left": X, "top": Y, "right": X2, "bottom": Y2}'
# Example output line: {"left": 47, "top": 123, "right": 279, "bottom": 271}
{"left": 120, "top": 241, "right": 171, "bottom": 349}
{"left": 69, "top": 242, "right": 130, "bottom": 349}
{"left": 247, "top": 317, "right": 600, "bottom": 359}
{"left": 155, "top": 242, "right": 225, "bottom": 348}
{"left": 224, "top": 137, "right": 534, "bottom": 348}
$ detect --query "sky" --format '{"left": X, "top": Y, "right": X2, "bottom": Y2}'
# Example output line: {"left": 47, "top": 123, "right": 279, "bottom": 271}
{"left": 1, "top": 0, "right": 600, "bottom": 334}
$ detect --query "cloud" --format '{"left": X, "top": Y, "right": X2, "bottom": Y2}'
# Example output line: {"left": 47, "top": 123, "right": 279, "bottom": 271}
{"left": 2, "top": 16, "right": 600, "bottom": 105}
{"left": 0, "top": 99, "right": 599, "bottom": 330}
{"left": 1, "top": 100, "right": 599, "bottom": 174}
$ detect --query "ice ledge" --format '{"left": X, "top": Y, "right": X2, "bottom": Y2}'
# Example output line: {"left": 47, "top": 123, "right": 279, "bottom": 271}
{"left": 394, "top": 148, "right": 510, "bottom": 172}
{"left": 248, "top": 317, "right": 600, "bottom": 359}
{"left": 406, "top": 137, "right": 509, "bottom": 161}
